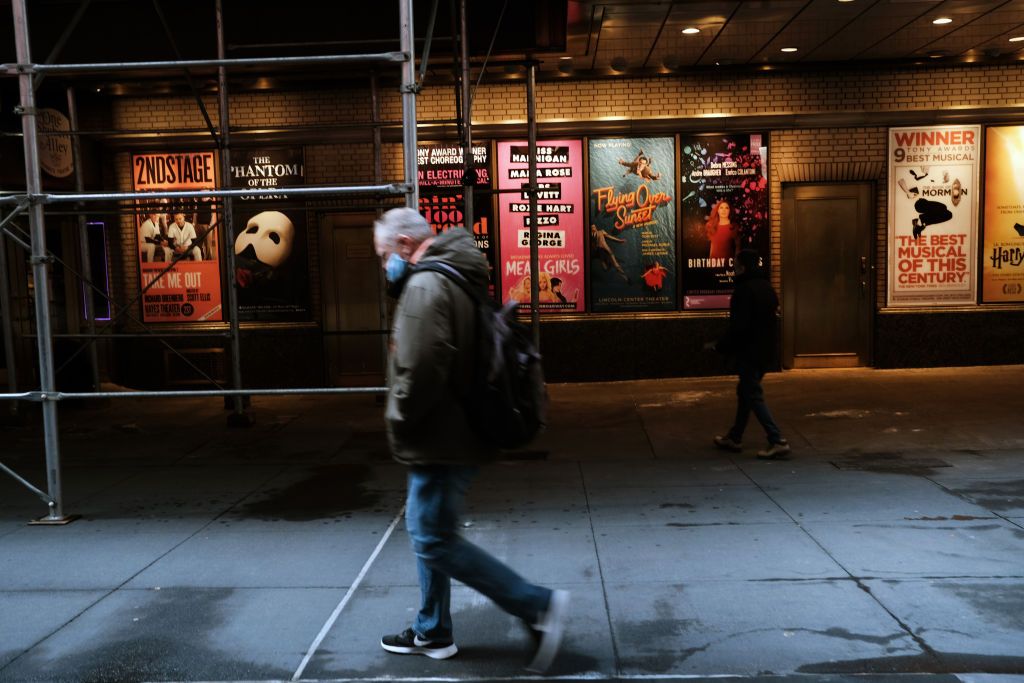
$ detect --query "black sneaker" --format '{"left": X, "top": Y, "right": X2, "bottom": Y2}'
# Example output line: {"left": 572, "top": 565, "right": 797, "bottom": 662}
{"left": 526, "top": 589, "right": 570, "bottom": 673}
{"left": 713, "top": 435, "right": 743, "bottom": 453}
{"left": 381, "top": 628, "right": 458, "bottom": 660}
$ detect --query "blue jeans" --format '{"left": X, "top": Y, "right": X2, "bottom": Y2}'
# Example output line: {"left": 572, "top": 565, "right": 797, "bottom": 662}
{"left": 727, "top": 361, "right": 784, "bottom": 445}
{"left": 405, "top": 465, "right": 552, "bottom": 642}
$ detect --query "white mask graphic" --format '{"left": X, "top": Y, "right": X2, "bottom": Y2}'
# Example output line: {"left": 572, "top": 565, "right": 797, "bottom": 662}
{"left": 235, "top": 210, "right": 294, "bottom": 268}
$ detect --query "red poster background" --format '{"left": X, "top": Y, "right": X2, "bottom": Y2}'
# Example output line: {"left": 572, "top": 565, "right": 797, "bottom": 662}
{"left": 132, "top": 152, "right": 223, "bottom": 323}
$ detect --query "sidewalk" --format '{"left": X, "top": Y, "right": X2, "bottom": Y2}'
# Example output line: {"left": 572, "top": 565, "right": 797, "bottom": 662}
{"left": 1, "top": 366, "right": 1023, "bottom": 683}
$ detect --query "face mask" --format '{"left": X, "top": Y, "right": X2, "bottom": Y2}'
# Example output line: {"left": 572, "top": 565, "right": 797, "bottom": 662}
{"left": 385, "top": 252, "right": 408, "bottom": 283}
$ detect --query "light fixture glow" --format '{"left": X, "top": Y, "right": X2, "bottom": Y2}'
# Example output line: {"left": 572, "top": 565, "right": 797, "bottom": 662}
{"left": 681, "top": 27, "right": 700, "bottom": 35}
{"left": 932, "top": 17, "right": 953, "bottom": 25}
{"left": 1009, "top": 36, "right": 1024, "bottom": 43}
{"left": 780, "top": 47, "right": 798, "bottom": 53}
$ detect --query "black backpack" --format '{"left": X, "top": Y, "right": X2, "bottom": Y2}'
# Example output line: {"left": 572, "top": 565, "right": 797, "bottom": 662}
{"left": 414, "top": 261, "right": 547, "bottom": 450}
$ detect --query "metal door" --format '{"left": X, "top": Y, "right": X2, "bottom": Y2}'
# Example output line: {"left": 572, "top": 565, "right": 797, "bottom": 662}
{"left": 782, "top": 184, "right": 873, "bottom": 368}
{"left": 320, "top": 213, "right": 388, "bottom": 386}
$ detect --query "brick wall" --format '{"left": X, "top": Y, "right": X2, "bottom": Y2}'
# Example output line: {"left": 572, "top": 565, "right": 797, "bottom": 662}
{"left": 105, "top": 63, "right": 1024, "bottom": 331}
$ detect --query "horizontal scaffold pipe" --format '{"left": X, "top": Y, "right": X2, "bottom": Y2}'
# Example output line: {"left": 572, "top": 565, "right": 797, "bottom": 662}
{"left": 1, "top": 51, "right": 408, "bottom": 75}
{"left": 0, "top": 183, "right": 410, "bottom": 205}
{"left": 0, "top": 387, "right": 388, "bottom": 402}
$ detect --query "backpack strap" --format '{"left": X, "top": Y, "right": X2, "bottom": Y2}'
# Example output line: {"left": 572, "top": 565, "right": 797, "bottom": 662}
{"left": 413, "top": 261, "right": 485, "bottom": 304}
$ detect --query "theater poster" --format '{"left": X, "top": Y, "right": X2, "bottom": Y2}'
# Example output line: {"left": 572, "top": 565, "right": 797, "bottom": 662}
{"left": 230, "top": 148, "right": 310, "bottom": 321}
{"left": 887, "top": 125, "right": 979, "bottom": 307}
{"left": 588, "top": 137, "right": 676, "bottom": 312}
{"left": 680, "top": 133, "right": 769, "bottom": 310}
{"left": 982, "top": 126, "right": 1024, "bottom": 303}
{"left": 417, "top": 143, "right": 496, "bottom": 295}
{"left": 132, "top": 151, "right": 223, "bottom": 323}
{"left": 496, "top": 140, "right": 585, "bottom": 313}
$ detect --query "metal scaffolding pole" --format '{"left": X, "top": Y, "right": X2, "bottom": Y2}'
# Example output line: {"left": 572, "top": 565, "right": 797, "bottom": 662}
{"left": 66, "top": 86, "right": 101, "bottom": 393}
{"left": 0, "top": 224, "right": 18, "bottom": 416}
{"left": 11, "top": 0, "right": 73, "bottom": 523}
{"left": 0, "top": 184, "right": 407, "bottom": 206}
{"left": 216, "top": 0, "right": 249, "bottom": 426}
{"left": 458, "top": 0, "right": 473, "bottom": 232}
{"left": 2, "top": 51, "right": 407, "bottom": 75}
{"left": 399, "top": 0, "right": 418, "bottom": 208}
{"left": 527, "top": 60, "right": 540, "bottom": 349}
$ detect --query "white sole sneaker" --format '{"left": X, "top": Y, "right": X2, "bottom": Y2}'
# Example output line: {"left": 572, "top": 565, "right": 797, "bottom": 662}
{"left": 526, "top": 589, "right": 570, "bottom": 673}
{"left": 381, "top": 639, "right": 458, "bottom": 660}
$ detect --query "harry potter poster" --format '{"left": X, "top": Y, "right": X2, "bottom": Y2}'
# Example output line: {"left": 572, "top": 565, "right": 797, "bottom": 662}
{"left": 588, "top": 137, "right": 677, "bottom": 312}
{"left": 680, "top": 133, "right": 769, "bottom": 310}
{"left": 982, "top": 126, "right": 1024, "bottom": 303}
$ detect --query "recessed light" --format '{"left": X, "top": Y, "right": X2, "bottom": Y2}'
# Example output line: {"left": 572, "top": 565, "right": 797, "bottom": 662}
{"left": 932, "top": 17, "right": 953, "bottom": 25}
{"left": 609, "top": 57, "right": 628, "bottom": 72}
{"left": 681, "top": 27, "right": 700, "bottom": 35}
{"left": 838, "top": 0, "right": 854, "bottom": 3}
{"left": 1010, "top": 36, "right": 1024, "bottom": 43}
{"left": 780, "top": 47, "right": 798, "bottom": 53}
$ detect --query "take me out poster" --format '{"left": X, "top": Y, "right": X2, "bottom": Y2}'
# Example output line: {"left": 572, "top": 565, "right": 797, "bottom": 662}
{"left": 132, "top": 151, "right": 223, "bottom": 323}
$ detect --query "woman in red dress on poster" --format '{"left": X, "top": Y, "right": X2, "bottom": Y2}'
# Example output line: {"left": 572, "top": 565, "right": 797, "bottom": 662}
{"left": 705, "top": 199, "right": 739, "bottom": 260}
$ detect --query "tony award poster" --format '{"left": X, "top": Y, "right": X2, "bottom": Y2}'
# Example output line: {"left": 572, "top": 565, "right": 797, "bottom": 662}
{"left": 132, "top": 151, "right": 223, "bottom": 323}
{"left": 680, "top": 133, "right": 769, "bottom": 310}
{"left": 588, "top": 137, "right": 676, "bottom": 312}
{"left": 418, "top": 143, "right": 496, "bottom": 296}
{"left": 887, "top": 125, "right": 979, "bottom": 307}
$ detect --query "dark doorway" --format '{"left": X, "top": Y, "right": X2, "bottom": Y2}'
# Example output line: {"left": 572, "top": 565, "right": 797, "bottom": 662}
{"left": 319, "top": 213, "right": 388, "bottom": 387}
{"left": 782, "top": 183, "right": 873, "bottom": 368}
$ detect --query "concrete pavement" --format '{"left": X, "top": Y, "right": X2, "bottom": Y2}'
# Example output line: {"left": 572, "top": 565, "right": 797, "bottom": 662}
{"left": 0, "top": 365, "right": 1022, "bottom": 682}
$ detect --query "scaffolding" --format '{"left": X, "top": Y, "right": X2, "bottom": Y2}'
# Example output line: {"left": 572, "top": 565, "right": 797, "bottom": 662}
{"left": 0, "top": 0, "right": 544, "bottom": 525}
{"left": 0, "top": 0, "right": 421, "bottom": 523}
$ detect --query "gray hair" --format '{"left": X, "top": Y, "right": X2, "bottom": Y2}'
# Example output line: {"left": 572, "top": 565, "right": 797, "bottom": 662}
{"left": 373, "top": 207, "right": 432, "bottom": 251}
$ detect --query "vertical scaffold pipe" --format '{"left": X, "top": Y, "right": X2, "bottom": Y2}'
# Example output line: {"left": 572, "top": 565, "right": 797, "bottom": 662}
{"left": 12, "top": 0, "right": 66, "bottom": 520}
{"left": 399, "top": 0, "right": 418, "bottom": 208}
{"left": 527, "top": 60, "right": 540, "bottom": 350}
{"left": 67, "top": 86, "right": 101, "bottom": 393}
{"left": 459, "top": 0, "right": 473, "bottom": 232}
{"left": 0, "top": 221, "right": 18, "bottom": 416}
{"left": 216, "top": 0, "right": 249, "bottom": 426}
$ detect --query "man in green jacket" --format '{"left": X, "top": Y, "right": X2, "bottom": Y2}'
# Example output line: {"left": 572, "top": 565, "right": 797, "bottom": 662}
{"left": 373, "top": 207, "right": 569, "bottom": 672}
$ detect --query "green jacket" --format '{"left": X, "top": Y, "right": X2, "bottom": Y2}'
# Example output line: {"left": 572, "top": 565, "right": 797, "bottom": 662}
{"left": 385, "top": 228, "right": 497, "bottom": 465}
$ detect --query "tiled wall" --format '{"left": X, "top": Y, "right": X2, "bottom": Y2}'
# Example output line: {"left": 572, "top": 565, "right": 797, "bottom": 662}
{"left": 100, "top": 62, "right": 1024, "bottom": 380}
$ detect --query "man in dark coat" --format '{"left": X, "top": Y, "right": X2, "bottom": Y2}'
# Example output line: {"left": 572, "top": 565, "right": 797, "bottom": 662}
{"left": 373, "top": 207, "right": 569, "bottom": 672}
{"left": 706, "top": 249, "right": 790, "bottom": 459}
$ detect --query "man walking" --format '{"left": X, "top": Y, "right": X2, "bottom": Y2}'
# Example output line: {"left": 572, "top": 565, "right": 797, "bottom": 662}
{"left": 705, "top": 249, "right": 790, "bottom": 459}
{"left": 373, "top": 207, "right": 569, "bottom": 672}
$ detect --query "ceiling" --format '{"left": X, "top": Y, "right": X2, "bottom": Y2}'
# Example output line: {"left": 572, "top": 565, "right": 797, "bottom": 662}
{"left": 554, "top": 0, "right": 1024, "bottom": 76}
{"left": 1, "top": 0, "right": 1023, "bottom": 94}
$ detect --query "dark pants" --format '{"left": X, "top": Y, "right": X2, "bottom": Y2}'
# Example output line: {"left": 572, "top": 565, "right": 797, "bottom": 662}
{"left": 727, "top": 361, "right": 783, "bottom": 445}
{"left": 406, "top": 465, "right": 551, "bottom": 641}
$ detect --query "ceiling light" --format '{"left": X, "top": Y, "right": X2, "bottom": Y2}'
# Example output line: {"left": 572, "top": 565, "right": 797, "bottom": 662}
{"left": 780, "top": 47, "right": 798, "bottom": 53}
{"left": 1009, "top": 36, "right": 1024, "bottom": 43}
{"left": 681, "top": 27, "right": 700, "bottom": 35}
{"left": 932, "top": 17, "right": 953, "bottom": 25}
{"left": 610, "top": 57, "right": 628, "bottom": 72}
{"left": 837, "top": 0, "right": 854, "bottom": 3}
